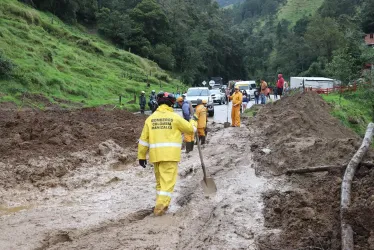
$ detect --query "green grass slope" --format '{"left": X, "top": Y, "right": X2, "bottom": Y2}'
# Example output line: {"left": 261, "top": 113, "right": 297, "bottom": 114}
{"left": 0, "top": 0, "right": 182, "bottom": 111}
{"left": 277, "top": 0, "right": 324, "bottom": 25}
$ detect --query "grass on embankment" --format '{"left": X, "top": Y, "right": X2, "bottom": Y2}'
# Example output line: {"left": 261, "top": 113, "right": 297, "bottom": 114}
{"left": 322, "top": 88, "right": 374, "bottom": 141}
{"left": 277, "top": 0, "right": 324, "bottom": 25}
{"left": 0, "top": 0, "right": 183, "bottom": 111}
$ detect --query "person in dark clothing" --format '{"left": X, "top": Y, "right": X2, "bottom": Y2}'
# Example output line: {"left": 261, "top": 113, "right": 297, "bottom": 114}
{"left": 254, "top": 87, "right": 260, "bottom": 104}
{"left": 148, "top": 90, "right": 156, "bottom": 110}
{"left": 139, "top": 91, "right": 146, "bottom": 114}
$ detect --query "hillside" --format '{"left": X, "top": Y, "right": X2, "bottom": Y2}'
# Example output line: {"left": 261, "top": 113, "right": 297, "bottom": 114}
{"left": 216, "top": 0, "right": 243, "bottom": 7}
{"left": 277, "top": 0, "right": 324, "bottom": 24}
{"left": 0, "top": 0, "right": 180, "bottom": 111}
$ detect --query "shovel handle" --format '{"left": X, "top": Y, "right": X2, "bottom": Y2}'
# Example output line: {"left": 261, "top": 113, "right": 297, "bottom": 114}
{"left": 196, "top": 134, "right": 208, "bottom": 179}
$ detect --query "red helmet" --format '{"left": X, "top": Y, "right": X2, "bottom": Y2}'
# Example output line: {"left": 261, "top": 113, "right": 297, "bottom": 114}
{"left": 157, "top": 92, "right": 176, "bottom": 106}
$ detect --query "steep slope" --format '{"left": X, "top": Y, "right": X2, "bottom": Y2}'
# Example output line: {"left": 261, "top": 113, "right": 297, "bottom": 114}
{"left": 277, "top": 0, "right": 324, "bottom": 24}
{"left": 0, "top": 0, "right": 180, "bottom": 110}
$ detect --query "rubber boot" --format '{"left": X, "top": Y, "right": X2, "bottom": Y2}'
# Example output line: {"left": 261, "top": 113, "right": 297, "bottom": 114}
{"left": 200, "top": 136, "right": 206, "bottom": 145}
{"left": 154, "top": 204, "right": 168, "bottom": 216}
{"left": 185, "top": 142, "right": 192, "bottom": 153}
{"left": 191, "top": 141, "right": 194, "bottom": 151}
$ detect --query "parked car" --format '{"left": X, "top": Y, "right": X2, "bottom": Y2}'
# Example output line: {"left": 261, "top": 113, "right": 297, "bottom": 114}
{"left": 210, "top": 89, "right": 225, "bottom": 105}
{"left": 185, "top": 87, "right": 214, "bottom": 117}
{"left": 234, "top": 81, "right": 257, "bottom": 101}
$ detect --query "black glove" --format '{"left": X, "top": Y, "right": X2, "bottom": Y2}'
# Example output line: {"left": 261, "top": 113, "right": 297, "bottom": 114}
{"left": 139, "top": 159, "right": 147, "bottom": 168}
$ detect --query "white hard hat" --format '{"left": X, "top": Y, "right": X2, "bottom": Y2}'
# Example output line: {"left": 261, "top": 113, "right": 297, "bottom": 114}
{"left": 141, "top": 91, "right": 145, "bottom": 94}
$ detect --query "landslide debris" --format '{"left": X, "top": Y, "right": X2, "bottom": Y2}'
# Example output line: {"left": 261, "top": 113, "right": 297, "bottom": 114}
{"left": 249, "top": 92, "right": 360, "bottom": 175}
{"left": 0, "top": 107, "right": 145, "bottom": 188}
{"left": 248, "top": 92, "right": 374, "bottom": 249}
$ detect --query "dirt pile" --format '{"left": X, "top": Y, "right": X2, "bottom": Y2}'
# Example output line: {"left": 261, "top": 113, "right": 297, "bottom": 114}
{"left": 0, "top": 107, "right": 145, "bottom": 188}
{"left": 248, "top": 92, "right": 374, "bottom": 249}
{"left": 249, "top": 92, "right": 360, "bottom": 175}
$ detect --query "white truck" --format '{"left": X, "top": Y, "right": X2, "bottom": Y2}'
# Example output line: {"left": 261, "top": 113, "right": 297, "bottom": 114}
{"left": 290, "top": 77, "right": 336, "bottom": 89}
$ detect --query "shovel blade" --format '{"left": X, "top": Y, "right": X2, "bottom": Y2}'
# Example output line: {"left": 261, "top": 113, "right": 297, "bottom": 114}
{"left": 200, "top": 177, "right": 217, "bottom": 195}
{"left": 224, "top": 122, "right": 230, "bottom": 128}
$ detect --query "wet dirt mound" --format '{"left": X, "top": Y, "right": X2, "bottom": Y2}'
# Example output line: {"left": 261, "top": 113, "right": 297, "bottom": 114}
{"left": 0, "top": 107, "right": 145, "bottom": 188}
{"left": 259, "top": 166, "right": 374, "bottom": 250}
{"left": 249, "top": 92, "right": 360, "bottom": 175}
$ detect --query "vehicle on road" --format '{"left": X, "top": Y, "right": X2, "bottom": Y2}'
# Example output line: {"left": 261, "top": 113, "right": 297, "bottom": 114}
{"left": 186, "top": 87, "right": 214, "bottom": 117}
{"left": 210, "top": 89, "right": 226, "bottom": 105}
{"left": 210, "top": 77, "right": 223, "bottom": 89}
{"left": 234, "top": 81, "right": 257, "bottom": 101}
{"left": 290, "top": 77, "right": 336, "bottom": 89}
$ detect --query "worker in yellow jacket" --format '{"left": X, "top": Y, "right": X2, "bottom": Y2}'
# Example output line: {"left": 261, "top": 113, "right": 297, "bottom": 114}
{"left": 195, "top": 99, "right": 207, "bottom": 144}
{"left": 229, "top": 86, "right": 243, "bottom": 127}
{"left": 138, "top": 92, "right": 197, "bottom": 216}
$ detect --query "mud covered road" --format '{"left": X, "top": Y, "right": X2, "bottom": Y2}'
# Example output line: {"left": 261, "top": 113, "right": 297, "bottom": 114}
{"left": 0, "top": 117, "right": 283, "bottom": 250}
{"left": 1, "top": 92, "right": 373, "bottom": 249}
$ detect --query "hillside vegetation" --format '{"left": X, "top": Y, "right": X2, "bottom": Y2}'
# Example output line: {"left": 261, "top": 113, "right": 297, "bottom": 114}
{"left": 0, "top": 0, "right": 180, "bottom": 110}
{"left": 277, "top": 0, "right": 324, "bottom": 25}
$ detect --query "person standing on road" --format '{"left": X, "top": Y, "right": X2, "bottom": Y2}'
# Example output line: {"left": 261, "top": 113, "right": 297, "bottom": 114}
{"left": 254, "top": 87, "right": 260, "bottom": 104}
{"left": 229, "top": 86, "right": 243, "bottom": 127}
{"left": 202, "top": 99, "right": 208, "bottom": 140}
{"left": 139, "top": 91, "right": 146, "bottom": 114}
{"left": 195, "top": 99, "right": 207, "bottom": 144}
{"left": 177, "top": 96, "right": 195, "bottom": 153}
{"left": 138, "top": 92, "right": 197, "bottom": 216}
{"left": 182, "top": 94, "right": 194, "bottom": 117}
{"left": 149, "top": 90, "right": 157, "bottom": 111}
{"left": 242, "top": 90, "right": 249, "bottom": 111}
{"left": 277, "top": 74, "right": 284, "bottom": 98}
{"left": 260, "top": 80, "right": 267, "bottom": 104}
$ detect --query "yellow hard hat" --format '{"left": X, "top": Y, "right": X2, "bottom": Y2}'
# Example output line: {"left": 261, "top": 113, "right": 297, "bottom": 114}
{"left": 234, "top": 86, "right": 239, "bottom": 90}
{"left": 176, "top": 96, "right": 184, "bottom": 102}
{"left": 202, "top": 99, "right": 208, "bottom": 104}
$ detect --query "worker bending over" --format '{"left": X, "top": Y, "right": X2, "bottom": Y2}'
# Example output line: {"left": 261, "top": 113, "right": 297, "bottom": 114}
{"left": 229, "top": 86, "right": 243, "bottom": 127}
{"left": 138, "top": 92, "right": 197, "bottom": 216}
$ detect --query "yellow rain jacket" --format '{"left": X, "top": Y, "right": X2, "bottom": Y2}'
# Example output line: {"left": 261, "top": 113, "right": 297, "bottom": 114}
{"left": 230, "top": 91, "right": 243, "bottom": 106}
{"left": 195, "top": 104, "right": 207, "bottom": 129}
{"left": 138, "top": 104, "right": 196, "bottom": 163}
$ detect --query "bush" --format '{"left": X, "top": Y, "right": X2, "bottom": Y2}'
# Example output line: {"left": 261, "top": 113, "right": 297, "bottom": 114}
{"left": 0, "top": 53, "right": 15, "bottom": 78}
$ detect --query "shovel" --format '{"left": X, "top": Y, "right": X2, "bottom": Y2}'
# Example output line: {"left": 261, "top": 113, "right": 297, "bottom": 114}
{"left": 224, "top": 99, "right": 230, "bottom": 128}
{"left": 196, "top": 134, "right": 217, "bottom": 195}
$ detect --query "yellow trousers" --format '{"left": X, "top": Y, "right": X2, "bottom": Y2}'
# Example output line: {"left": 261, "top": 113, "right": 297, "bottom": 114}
{"left": 231, "top": 105, "right": 240, "bottom": 127}
{"left": 184, "top": 132, "right": 194, "bottom": 143}
{"left": 198, "top": 128, "right": 205, "bottom": 137}
{"left": 154, "top": 161, "right": 178, "bottom": 208}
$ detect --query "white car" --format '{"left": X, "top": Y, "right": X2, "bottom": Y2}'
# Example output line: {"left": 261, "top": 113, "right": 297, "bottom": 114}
{"left": 235, "top": 81, "right": 257, "bottom": 100}
{"left": 185, "top": 87, "right": 214, "bottom": 117}
{"left": 210, "top": 89, "right": 226, "bottom": 105}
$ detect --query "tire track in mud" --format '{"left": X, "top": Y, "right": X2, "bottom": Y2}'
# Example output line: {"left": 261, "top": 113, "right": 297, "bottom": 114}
{"left": 39, "top": 124, "right": 281, "bottom": 250}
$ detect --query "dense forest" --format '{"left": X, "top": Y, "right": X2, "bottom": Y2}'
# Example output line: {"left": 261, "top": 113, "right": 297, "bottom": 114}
{"left": 18, "top": 0, "right": 374, "bottom": 86}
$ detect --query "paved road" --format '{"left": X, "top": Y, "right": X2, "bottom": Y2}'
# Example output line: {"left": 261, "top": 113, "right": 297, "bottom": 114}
{"left": 136, "top": 95, "right": 277, "bottom": 123}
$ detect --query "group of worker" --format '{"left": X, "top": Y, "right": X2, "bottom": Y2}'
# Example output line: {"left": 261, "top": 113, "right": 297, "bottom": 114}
{"left": 139, "top": 90, "right": 158, "bottom": 114}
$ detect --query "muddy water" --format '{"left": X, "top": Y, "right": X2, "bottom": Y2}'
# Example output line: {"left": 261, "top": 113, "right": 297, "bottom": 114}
{"left": 0, "top": 123, "right": 284, "bottom": 250}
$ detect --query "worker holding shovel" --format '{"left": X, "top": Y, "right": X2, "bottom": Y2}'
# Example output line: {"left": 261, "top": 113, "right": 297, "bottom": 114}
{"left": 138, "top": 92, "right": 197, "bottom": 216}
{"left": 229, "top": 86, "right": 243, "bottom": 127}
{"left": 195, "top": 99, "right": 207, "bottom": 144}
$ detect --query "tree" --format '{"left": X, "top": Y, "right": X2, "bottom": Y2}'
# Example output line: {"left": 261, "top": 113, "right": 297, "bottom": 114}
{"left": 304, "top": 17, "right": 345, "bottom": 61}
{"left": 327, "top": 48, "right": 358, "bottom": 84}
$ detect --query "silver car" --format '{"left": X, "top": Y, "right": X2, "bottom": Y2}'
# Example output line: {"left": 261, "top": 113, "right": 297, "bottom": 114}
{"left": 185, "top": 87, "right": 214, "bottom": 117}
{"left": 210, "top": 89, "right": 226, "bottom": 105}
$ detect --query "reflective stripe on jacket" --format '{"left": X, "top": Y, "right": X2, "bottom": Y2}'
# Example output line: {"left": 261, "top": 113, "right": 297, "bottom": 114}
{"left": 138, "top": 104, "right": 195, "bottom": 163}
{"left": 195, "top": 104, "right": 207, "bottom": 129}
